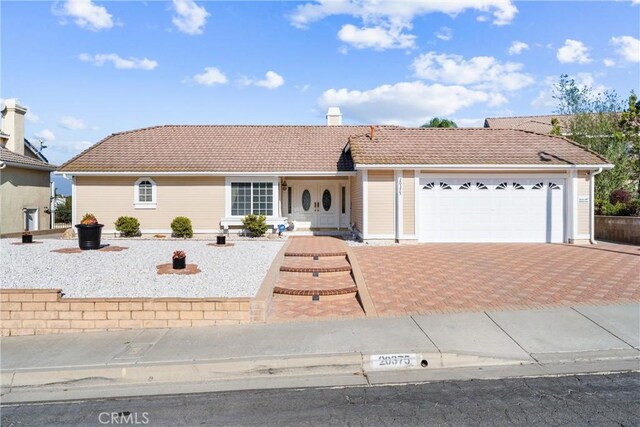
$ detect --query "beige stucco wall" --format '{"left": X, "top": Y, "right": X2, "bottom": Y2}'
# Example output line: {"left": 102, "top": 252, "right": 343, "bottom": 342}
{"left": 0, "top": 166, "right": 51, "bottom": 233}
{"left": 402, "top": 170, "right": 415, "bottom": 237}
{"left": 577, "top": 171, "right": 590, "bottom": 235}
{"left": 350, "top": 172, "right": 363, "bottom": 233}
{"left": 367, "top": 170, "right": 394, "bottom": 236}
{"left": 75, "top": 176, "right": 225, "bottom": 231}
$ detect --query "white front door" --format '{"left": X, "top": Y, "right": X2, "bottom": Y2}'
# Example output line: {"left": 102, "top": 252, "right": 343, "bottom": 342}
{"left": 292, "top": 182, "right": 340, "bottom": 228}
{"left": 24, "top": 208, "right": 38, "bottom": 231}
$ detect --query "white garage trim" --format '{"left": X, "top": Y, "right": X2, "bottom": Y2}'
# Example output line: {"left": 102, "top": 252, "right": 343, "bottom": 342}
{"left": 357, "top": 164, "right": 614, "bottom": 170}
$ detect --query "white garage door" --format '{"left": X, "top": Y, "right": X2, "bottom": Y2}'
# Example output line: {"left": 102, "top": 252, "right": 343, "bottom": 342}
{"left": 419, "top": 177, "right": 565, "bottom": 243}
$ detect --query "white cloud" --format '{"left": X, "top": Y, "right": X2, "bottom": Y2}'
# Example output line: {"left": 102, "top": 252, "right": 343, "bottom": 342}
{"left": 508, "top": 41, "right": 529, "bottom": 55}
{"left": 318, "top": 81, "right": 504, "bottom": 126}
{"left": 25, "top": 109, "right": 41, "bottom": 124}
{"left": 289, "top": 0, "right": 517, "bottom": 50}
{"left": 454, "top": 118, "right": 485, "bottom": 128}
{"left": 59, "top": 116, "right": 87, "bottom": 130}
{"left": 603, "top": 58, "right": 616, "bottom": 67}
{"left": 338, "top": 24, "right": 415, "bottom": 50}
{"left": 435, "top": 27, "right": 453, "bottom": 41}
{"left": 172, "top": 0, "right": 209, "bottom": 35}
{"left": 412, "top": 52, "right": 534, "bottom": 92}
{"left": 239, "top": 71, "right": 285, "bottom": 90}
{"left": 56, "top": 0, "right": 114, "bottom": 31}
{"left": 556, "top": 39, "right": 592, "bottom": 64}
{"left": 610, "top": 35, "right": 640, "bottom": 63}
{"left": 188, "top": 67, "right": 228, "bottom": 86}
{"left": 34, "top": 129, "right": 56, "bottom": 142}
{"left": 79, "top": 53, "right": 158, "bottom": 70}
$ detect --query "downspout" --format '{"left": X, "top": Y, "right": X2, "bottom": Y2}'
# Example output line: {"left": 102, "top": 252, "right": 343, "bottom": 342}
{"left": 589, "top": 168, "right": 603, "bottom": 244}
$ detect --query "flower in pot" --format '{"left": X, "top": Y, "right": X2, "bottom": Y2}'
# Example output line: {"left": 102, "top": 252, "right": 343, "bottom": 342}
{"left": 172, "top": 250, "right": 186, "bottom": 269}
{"left": 75, "top": 213, "right": 104, "bottom": 250}
{"left": 22, "top": 230, "right": 33, "bottom": 244}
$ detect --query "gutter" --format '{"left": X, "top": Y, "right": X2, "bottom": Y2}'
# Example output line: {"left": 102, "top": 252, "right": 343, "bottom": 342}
{"left": 590, "top": 167, "right": 604, "bottom": 244}
{"left": 2, "top": 161, "right": 57, "bottom": 172}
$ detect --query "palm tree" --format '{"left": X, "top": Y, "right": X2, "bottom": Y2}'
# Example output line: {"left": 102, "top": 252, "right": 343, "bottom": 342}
{"left": 421, "top": 117, "right": 458, "bottom": 128}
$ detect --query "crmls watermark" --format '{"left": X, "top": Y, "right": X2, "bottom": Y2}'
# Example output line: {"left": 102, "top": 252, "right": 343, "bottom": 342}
{"left": 98, "top": 411, "right": 150, "bottom": 425}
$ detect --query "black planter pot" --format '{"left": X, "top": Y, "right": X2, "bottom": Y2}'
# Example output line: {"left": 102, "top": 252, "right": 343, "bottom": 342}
{"left": 22, "top": 234, "right": 33, "bottom": 244}
{"left": 173, "top": 257, "right": 186, "bottom": 269}
{"left": 75, "top": 223, "right": 104, "bottom": 250}
{"left": 217, "top": 235, "right": 226, "bottom": 245}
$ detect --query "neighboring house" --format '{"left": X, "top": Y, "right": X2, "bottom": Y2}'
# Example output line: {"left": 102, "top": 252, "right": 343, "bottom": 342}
{"left": 484, "top": 115, "right": 572, "bottom": 135}
{"left": 0, "top": 100, "right": 57, "bottom": 234}
{"left": 57, "top": 109, "right": 612, "bottom": 244}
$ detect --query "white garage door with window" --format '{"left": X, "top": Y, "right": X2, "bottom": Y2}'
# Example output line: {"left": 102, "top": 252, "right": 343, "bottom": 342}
{"left": 419, "top": 177, "right": 565, "bottom": 243}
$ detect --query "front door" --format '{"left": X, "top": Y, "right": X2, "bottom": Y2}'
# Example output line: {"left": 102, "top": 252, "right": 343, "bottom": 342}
{"left": 292, "top": 182, "right": 339, "bottom": 228}
{"left": 24, "top": 208, "right": 38, "bottom": 231}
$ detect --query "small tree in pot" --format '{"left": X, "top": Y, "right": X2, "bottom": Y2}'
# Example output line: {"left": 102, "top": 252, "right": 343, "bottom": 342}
{"left": 76, "top": 213, "right": 104, "bottom": 250}
{"left": 172, "top": 250, "right": 186, "bottom": 269}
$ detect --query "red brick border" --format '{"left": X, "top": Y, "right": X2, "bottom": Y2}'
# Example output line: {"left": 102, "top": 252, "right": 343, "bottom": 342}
{"left": 0, "top": 288, "right": 251, "bottom": 336}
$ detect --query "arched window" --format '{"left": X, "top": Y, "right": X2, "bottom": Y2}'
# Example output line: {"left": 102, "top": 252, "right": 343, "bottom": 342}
{"left": 134, "top": 177, "right": 157, "bottom": 209}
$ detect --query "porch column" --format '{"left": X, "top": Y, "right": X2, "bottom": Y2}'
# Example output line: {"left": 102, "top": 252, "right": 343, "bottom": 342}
{"left": 395, "top": 169, "right": 402, "bottom": 241}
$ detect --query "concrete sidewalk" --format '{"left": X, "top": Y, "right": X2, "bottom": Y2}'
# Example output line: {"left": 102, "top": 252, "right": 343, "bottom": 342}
{"left": 1, "top": 304, "right": 638, "bottom": 403}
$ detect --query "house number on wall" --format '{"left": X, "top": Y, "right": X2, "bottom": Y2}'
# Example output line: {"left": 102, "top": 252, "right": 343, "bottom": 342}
{"left": 578, "top": 196, "right": 589, "bottom": 203}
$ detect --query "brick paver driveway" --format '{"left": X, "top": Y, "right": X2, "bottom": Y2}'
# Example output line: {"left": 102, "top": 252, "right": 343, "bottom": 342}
{"left": 352, "top": 243, "right": 640, "bottom": 316}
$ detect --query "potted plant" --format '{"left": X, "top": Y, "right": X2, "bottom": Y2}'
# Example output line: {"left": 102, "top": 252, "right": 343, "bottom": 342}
{"left": 22, "top": 230, "right": 33, "bottom": 244}
{"left": 76, "top": 213, "right": 104, "bottom": 250}
{"left": 216, "top": 234, "right": 226, "bottom": 245}
{"left": 172, "top": 250, "right": 186, "bottom": 269}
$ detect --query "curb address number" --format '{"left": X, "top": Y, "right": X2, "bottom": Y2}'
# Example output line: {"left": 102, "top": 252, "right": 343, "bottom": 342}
{"left": 370, "top": 354, "right": 417, "bottom": 369}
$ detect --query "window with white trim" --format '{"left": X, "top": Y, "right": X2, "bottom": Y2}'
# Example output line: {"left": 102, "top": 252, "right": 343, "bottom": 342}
{"left": 231, "top": 182, "right": 273, "bottom": 216}
{"left": 134, "top": 177, "right": 157, "bottom": 209}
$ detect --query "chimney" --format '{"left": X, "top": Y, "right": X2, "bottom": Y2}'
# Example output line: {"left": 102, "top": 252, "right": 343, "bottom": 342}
{"left": 326, "top": 107, "right": 342, "bottom": 126}
{"left": 1, "top": 99, "right": 27, "bottom": 155}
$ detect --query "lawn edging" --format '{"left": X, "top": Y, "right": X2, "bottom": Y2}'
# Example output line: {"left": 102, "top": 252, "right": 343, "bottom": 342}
{"left": 0, "top": 288, "right": 251, "bottom": 336}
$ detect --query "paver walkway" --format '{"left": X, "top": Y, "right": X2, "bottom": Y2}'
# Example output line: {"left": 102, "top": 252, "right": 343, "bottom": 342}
{"left": 267, "top": 237, "right": 365, "bottom": 322}
{"left": 352, "top": 243, "right": 640, "bottom": 316}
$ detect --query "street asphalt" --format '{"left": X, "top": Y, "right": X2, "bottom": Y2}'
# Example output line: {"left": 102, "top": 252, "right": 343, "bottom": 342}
{"left": 2, "top": 372, "right": 638, "bottom": 426}
{"left": 1, "top": 304, "right": 638, "bottom": 403}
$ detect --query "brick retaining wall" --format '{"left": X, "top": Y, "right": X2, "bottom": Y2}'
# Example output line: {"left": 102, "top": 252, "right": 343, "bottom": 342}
{"left": 0, "top": 289, "right": 251, "bottom": 336}
{"left": 595, "top": 216, "right": 640, "bottom": 245}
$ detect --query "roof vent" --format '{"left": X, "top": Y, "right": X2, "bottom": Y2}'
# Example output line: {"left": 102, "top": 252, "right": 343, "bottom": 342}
{"left": 326, "top": 107, "right": 342, "bottom": 126}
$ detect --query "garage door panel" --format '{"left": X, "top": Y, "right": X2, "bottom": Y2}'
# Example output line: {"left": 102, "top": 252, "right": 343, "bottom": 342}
{"left": 419, "top": 177, "right": 564, "bottom": 243}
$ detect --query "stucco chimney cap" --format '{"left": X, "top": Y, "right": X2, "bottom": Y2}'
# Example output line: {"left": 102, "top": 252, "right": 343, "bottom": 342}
{"left": 2, "top": 99, "right": 27, "bottom": 115}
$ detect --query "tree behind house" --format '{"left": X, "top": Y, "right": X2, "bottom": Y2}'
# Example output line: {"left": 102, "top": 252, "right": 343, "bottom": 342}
{"left": 421, "top": 117, "right": 458, "bottom": 128}
{"left": 553, "top": 74, "right": 638, "bottom": 200}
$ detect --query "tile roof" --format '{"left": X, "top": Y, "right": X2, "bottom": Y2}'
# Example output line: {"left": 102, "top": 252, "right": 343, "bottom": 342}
{"left": 349, "top": 127, "right": 610, "bottom": 166}
{"left": 484, "top": 115, "right": 572, "bottom": 134}
{"left": 58, "top": 124, "right": 610, "bottom": 174}
{"left": 0, "top": 146, "right": 57, "bottom": 170}
{"left": 58, "top": 125, "right": 373, "bottom": 173}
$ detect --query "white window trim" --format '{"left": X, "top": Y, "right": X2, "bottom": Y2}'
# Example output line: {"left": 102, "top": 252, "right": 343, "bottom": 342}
{"left": 134, "top": 177, "right": 157, "bottom": 209}
{"left": 224, "top": 176, "right": 279, "bottom": 218}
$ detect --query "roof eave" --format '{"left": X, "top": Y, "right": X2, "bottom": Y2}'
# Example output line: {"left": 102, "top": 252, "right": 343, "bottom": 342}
{"left": 3, "top": 161, "right": 57, "bottom": 171}
{"left": 353, "top": 163, "right": 615, "bottom": 171}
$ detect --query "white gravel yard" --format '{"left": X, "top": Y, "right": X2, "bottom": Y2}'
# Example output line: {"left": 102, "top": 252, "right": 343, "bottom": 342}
{"left": 0, "top": 238, "right": 284, "bottom": 298}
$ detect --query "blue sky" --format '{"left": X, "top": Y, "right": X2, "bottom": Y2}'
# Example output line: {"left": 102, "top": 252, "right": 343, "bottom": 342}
{"left": 1, "top": 1, "right": 639, "bottom": 194}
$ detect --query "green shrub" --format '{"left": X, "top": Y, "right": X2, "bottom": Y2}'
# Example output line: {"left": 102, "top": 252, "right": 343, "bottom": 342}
{"left": 242, "top": 214, "right": 268, "bottom": 237}
{"left": 114, "top": 216, "right": 140, "bottom": 237}
{"left": 55, "top": 197, "right": 72, "bottom": 223}
{"left": 171, "top": 216, "right": 193, "bottom": 238}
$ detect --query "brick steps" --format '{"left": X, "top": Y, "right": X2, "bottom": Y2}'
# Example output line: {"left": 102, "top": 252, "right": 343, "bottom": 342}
{"left": 274, "top": 272, "right": 357, "bottom": 297}
{"left": 284, "top": 236, "right": 348, "bottom": 258}
{"left": 267, "top": 294, "right": 365, "bottom": 321}
{"left": 279, "top": 256, "right": 351, "bottom": 273}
